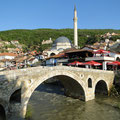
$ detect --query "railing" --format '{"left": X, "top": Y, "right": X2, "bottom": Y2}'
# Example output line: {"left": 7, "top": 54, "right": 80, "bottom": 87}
{"left": 85, "top": 56, "right": 115, "bottom": 61}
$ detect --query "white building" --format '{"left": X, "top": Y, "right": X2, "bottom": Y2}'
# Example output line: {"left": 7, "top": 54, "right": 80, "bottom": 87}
{"left": 85, "top": 50, "right": 120, "bottom": 70}
{"left": 42, "top": 38, "right": 53, "bottom": 45}
{"left": 0, "top": 53, "right": 17, "bottom": 60}
{"left": 43, "top": 36, "right": 73, "bottom": 57}
{"left": 109, "top": 52, "right": 120, "bottom": 61}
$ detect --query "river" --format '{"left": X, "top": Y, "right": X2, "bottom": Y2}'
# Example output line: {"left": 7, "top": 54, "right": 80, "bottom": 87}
{"left": 26, "top": 82, "right": 120, "bottom": 120}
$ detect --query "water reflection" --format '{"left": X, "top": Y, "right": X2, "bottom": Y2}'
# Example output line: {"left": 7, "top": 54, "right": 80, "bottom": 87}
{"left": 27, "top": 83, "right": 120, "bottom": 120}
{"left": 0, "top": 105, "right": 6, "bottom": 120}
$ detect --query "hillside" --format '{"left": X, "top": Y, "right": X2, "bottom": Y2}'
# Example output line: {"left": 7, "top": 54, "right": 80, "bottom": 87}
{"left": 0, "top": 29, "right": 120, "bottom": 52}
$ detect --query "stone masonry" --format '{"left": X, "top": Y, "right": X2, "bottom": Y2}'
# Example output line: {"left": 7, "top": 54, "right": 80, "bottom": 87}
{"left": 0, "top": 66, "right": 114, "bottom": 119}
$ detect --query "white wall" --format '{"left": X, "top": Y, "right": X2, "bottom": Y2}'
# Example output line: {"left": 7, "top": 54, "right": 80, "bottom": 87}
{"left": 0, "top": 56, "right": 15, "bottom": 60}
{"left": 109, "top": 52, "right": 120, "bottom": 60}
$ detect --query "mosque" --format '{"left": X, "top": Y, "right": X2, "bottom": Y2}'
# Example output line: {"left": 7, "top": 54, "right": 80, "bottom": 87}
{"left": 43, "top": 6, "right": 78, "bottom": 58}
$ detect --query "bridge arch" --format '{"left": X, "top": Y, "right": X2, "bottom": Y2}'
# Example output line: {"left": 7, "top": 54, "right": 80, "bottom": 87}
{"left": 0, "top": 104, "right": 6, "bottom": 120}
{"left": 21, "top": 71, "right": 87, "bottom": 118}
{"left": 94, "top": 80, "right": 108, "bottom": 95}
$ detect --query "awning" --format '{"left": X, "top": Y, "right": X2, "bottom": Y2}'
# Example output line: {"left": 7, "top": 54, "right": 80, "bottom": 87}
{"left": 93, "top": 49, "right": 110, "bottom": 54}
{"left": 83, "top": 61, "right": 102, "bottom": 66}
{"left": 107, "top": 61, "right": 120, "bottom": 65}
{"left": 68, "top": 61, "right": 83, "bottom": 66}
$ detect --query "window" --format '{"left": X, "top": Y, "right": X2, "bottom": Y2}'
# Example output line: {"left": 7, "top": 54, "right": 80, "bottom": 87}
{"left": 88, "top": 78, "right": 92, "bottom": 88}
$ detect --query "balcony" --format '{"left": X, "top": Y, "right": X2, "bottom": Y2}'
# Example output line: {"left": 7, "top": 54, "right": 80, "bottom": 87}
{"left": 85, "top": 56, "right": 115, "bottom": 61}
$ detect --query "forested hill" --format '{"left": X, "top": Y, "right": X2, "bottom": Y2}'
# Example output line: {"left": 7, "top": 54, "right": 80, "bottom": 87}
{"left": 0, "top": 29, "right": 120, "bottom": 51}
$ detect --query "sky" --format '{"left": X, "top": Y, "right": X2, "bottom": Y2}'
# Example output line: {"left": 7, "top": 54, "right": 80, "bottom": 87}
{"left": 0, "top": 0, "right": 120, "bottom": 31}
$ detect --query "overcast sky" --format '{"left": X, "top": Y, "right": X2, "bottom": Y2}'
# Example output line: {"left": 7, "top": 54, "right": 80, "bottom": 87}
{"left": 0, "top": 0, "right": 120, "bottom": 31}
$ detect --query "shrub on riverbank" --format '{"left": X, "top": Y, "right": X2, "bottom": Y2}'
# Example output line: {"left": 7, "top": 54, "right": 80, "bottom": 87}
{"left": 109, "top": 85, "right": 120, "bottom": 98}
{"left": 25, "top": 105, "right": 33, "bottom": 120}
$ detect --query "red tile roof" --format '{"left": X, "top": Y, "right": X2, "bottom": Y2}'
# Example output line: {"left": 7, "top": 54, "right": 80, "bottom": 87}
{"left": 0, "top": 53, "right": 18, "bottom": 57}
{"left": 46, "top": 53, "right": 66, "bottom": 60}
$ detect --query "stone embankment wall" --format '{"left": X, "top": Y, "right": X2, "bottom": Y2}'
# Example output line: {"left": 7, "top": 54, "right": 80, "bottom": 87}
{"left": 114, "top": 70, "right": 120, "bottom": 84}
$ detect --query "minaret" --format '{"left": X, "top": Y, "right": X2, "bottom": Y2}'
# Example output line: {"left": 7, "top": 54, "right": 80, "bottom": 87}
{"left": 73, "top": 5, "right": 78, "bottom": 47}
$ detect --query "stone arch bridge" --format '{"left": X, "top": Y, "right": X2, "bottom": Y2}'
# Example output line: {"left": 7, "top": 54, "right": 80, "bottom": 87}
{"left": 0, "top": 66, "right": 114, "bottom": 120}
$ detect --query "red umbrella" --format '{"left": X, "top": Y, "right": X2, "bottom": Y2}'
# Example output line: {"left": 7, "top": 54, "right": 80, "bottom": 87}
{"left": 83, "top": 61, "right": 102, "bottom": 66}
{"left": 107, "top": 61, "right": 120, "bottom": 65}
{"left": 93, "top": 49, "right": 110, "bottom": 54}
{"left": 68, "top": 61, "right": 83, "bottom": 66}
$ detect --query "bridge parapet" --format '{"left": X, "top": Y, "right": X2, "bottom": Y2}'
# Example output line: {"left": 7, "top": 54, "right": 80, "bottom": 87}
{"left": 0, "top": 66, "right": 114, "bottom": 79}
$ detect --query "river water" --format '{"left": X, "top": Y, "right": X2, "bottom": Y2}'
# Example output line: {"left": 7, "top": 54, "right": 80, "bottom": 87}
{"left": 26, "top": 83, "right": 120, "bottom": 120}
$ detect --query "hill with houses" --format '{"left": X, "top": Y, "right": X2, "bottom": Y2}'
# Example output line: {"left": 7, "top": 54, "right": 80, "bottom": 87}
{"left": 0, "top": 29, "right": 120, "bottom": 71}
{"left": 0, "top": 29, "right": 120, "bottom": 53}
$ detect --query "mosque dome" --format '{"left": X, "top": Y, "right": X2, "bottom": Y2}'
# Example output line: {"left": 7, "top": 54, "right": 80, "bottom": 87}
{"left": 53, "top": 36, "right": 71, "bottom": 44}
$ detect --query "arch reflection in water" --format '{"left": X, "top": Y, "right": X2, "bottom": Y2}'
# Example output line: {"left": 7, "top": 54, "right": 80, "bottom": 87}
{"left": 0, "top": 104, "right": 6, "bottom": 120}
